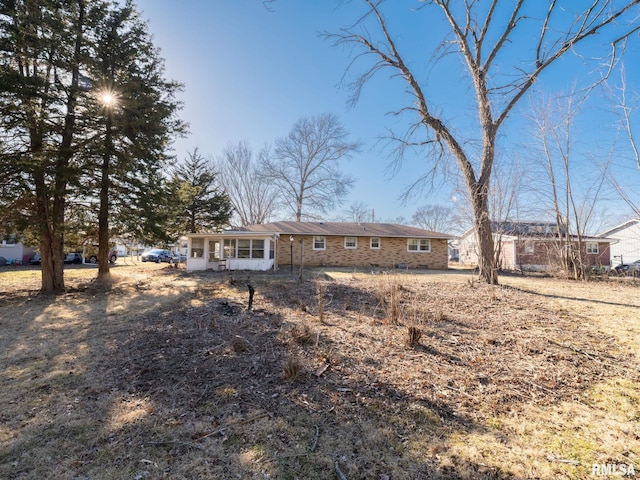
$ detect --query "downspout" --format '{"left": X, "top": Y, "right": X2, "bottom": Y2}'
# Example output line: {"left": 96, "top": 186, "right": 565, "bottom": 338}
{"left": 273, "top": 234, "right": 278, "bottom": 271}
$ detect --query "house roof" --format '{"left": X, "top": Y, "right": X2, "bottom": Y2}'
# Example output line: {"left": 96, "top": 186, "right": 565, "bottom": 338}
{"left": 597, "top": 218, "right": 640, "bottom": 237}
{"left": 238, "top": 221, "right": 452, "bottom": 239}
{"left": 491, "top": 221, "right": 566, "bottom": 236}
{"left": 459, "top": 220, "right": 613, "bottom": 242}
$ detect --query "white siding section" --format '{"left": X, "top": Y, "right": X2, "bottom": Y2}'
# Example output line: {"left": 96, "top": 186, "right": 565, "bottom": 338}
{"left": 606, "top": 220, "right": 640, "bottom": 264}
{"left": 186, "top": 235, "right": 275, "bottom": 271}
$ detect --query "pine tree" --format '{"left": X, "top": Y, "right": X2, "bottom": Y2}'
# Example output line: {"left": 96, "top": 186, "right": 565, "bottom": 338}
{"left": 0, "top": 0, "right": 185, "bottom": 288}
{"left": 82, "top": 0, "right": 185, "bottom": 279}
{"left": 0, "top": 0, "right": 90, "bottom": 292}
{"left": 169, "top": 148, "right": 233, "bottom": 235}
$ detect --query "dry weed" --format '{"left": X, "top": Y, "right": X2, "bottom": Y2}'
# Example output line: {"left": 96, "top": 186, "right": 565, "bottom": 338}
{"left": 406, "top": 325, "right": 423, "bottom": 347}
{"left": 290, "top": 323, "right": 313, "bottom": 345}
{"left": 2, "top": 265, "right": 639, "bottom": 479}
{"left": 282, "top": 355, "right": 303, "bottom": 380}
{"left": 316, "top": 281, "right": 325, "bottom": 323}
{"left": 231, "top": 335, "right": 250, "bottom": 352}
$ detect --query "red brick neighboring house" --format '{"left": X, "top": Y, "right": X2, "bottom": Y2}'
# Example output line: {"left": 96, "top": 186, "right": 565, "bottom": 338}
{"left": 458, "top": 221, "right": 611, "bottom": 272}
{"left": 186, "top": 222, "right": 452, "bottom": 271}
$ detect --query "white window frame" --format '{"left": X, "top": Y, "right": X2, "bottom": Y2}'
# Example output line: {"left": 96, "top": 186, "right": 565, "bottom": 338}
{"left": 586, "top": 242, "right": 599, "bottom": 254}
{"left": 407, "top": 238, "right": 430, "bottom": 252}
{"left": 313, "top": 236, "right": 326, "bottom": 251}
{"left": 223, "top": 238, "right": 237, "bottom": 258}
{"left": 251, "top": 239, "right": 265, "bottom": 259}
{"left": 524, "top": 240, "right": 535, "bottom": 254}
{"left": 344, "top": 236, "right": 357, "bottom": 249}
{"left": 191, "top": 238, "right": 205, "bottom": 258}
{"left": 370, "top": 237, "right": 381, "bottom": 249}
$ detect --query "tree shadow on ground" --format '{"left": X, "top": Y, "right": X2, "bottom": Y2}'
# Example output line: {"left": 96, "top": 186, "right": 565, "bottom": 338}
{"left": 4, "top": 269, "right": 633, "bottom": 478}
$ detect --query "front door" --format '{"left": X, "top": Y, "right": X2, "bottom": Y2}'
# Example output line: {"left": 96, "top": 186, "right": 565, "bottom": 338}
{"left": 208, "top": 240, "right": 221, "bottom": 263}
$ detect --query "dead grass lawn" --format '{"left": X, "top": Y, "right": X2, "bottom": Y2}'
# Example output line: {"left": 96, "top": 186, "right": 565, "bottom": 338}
{"left": 0, "top": 265, "right": 638, "bottom": 479}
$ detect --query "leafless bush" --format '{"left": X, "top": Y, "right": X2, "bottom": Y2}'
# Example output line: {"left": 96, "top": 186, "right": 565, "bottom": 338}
{"left": 374, "top": 276, "right": 404, "bottom": 324}
{"left": 433, "top": 301, "right": 447, "bottom": 321}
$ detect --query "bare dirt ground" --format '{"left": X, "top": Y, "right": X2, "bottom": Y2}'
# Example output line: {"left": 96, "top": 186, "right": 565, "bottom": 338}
{"left": 1, "top": 264, "right": 638, "bottom": 479}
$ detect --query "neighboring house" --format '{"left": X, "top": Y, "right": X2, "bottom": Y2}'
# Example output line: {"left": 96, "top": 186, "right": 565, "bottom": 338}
{"left": 186, "top": 221, "right": 451, "bottom": 272}
{"left": 458, "top": 221, "right": 611, "bottom": 272}
{"left": 0, "top": 238, "right": 35, "bottom": 265}
{"left": 448, "top": 240, "right": 460, "bottom": 261}
{"left": 597, "top": 218, "right": 640, "bottom": 266}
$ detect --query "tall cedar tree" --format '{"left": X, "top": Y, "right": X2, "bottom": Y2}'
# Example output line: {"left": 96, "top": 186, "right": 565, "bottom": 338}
{"left": 0, "top": 0, "right": 184, "bottom": 289}
{"left": 82, "top": 0, "right": 185, "bottom": 278}
{"left": 169, "top": 148, "right": 233, "bottom": 234}
{"left": 0, "top": 0, "right": 88, "bottom": 292}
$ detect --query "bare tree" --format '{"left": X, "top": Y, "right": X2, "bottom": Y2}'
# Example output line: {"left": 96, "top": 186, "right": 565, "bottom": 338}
{"left": 327, "top": 0, "right": 640, "bottom": 284}
{"left": 343, "top": 200, "right": 372, "bottom": 222}
{"left": 606, "top": 64, "right": 640, "bottom": 216}
{"left": 528, "top": 93, "right": 612, "bottom": 279}
{"left": 411, "top": 204, "right": 459, "bottom": 234}
{"left": 217, "top": 141, "right": 280, "bottom": 226}
{"left": 261, "top": 113, "right": 359, "bottom": 221}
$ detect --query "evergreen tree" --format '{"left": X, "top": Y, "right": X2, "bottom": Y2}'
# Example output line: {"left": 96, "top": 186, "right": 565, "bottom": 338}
{"left": 169, "top": 148, "right": 233, "bottom": 234}
{"left": 0, "top": 0, "right": 185, "bottom": 288}
{"left": 0, "top": 0, "right": 90, "bottom": 291}
{"left": 82, "top": 0, "right": 185, "bottom": 278}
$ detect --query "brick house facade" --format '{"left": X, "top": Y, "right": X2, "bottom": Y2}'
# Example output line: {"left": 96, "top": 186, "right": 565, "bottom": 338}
{"left": 279, "top": 234, "right": 448, "bottom": 270}
{"left": 186, "top": 222, "right": 451, "bottom": 271}
{"left": 459, "top": 221, "right": 612, "bottom": 272}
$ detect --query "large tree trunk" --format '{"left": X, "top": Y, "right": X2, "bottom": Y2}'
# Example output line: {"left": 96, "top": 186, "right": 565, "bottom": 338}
{"left": 471, "top": 182, "right": 498, "bottom": 285}
{"left": 98, "top": 112, "right": 112, "bottom": 280}
{"left": 35, "top": 0, "right": 85, "bottom": 292}
{"left": 35, "top": 175, "right": 66, "bottom": 293}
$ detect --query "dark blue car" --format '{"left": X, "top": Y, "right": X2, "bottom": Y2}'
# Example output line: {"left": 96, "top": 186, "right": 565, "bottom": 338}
{"left": 141, "top": 248, "right": 176, "bottom": 263}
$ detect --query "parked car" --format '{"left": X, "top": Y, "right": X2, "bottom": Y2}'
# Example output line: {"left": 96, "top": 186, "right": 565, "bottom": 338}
{"left": 614, "top": 260, "right": 640, "bottom": 276}
{"left": 625, "top": 260, "right": 640, "bottom": 276}
{"left": 64, "top": 252, "right": 83, "bottom": 264}
{"left": 141, "top": 248, "right": 176, "bottom": 263}
{"left": 86, "top": 248, "right": 118, "bottom": 264}
{"left": 29, "top": 253, "right": 42, "bottom": 265}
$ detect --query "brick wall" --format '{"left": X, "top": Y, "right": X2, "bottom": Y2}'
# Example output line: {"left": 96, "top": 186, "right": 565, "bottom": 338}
{"left": 276, "top": 235, "right": 448, "bottom": 270}
{"left": 513, "top": 239, "right": 611, "bottom": 269}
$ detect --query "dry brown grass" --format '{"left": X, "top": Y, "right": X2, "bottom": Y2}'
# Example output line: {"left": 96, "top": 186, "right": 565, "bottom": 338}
{"left": 1, "top": 264, "right": 639, "bottom": 479}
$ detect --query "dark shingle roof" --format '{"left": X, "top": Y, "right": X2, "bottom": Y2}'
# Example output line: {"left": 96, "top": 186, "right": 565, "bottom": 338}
{"left": 239, "top": 221, "right": 451, "bottom": 239}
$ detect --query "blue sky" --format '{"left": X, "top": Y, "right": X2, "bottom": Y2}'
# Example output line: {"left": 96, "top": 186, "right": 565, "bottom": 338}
{"left": 133, "top": 0, "right": 640, "bottom": 229}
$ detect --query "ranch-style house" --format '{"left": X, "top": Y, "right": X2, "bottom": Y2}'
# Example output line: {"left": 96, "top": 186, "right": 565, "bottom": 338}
{"left": 185, "top": 221, "right": 451, "bottom": 272}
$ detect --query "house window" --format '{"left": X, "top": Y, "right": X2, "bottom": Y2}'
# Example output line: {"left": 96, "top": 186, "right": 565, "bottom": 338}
{"left": 370, "top": 237, "right": 380, "bottom": 249}
{"left": 586, "top": 242, "right": 599, "bottom": 254}
{"left": 223, "top": 239, "right": 236, "bottom": 258}
{"left": 407, "top": 238, "right": 430, "bottom": 252}
{"left": 524, "top": 240, "right": 535, "bottom": 254}
{"left": 251, "top": 239, "right": 265, "bottom": 259}
{"left": 237, "top": 239, "right": 251, "bottom": 258}
{"left": 191, "top": 238, "right": 204, "bottom": 258}
{"left": 313, "top": 236, "right": 326, "bottom": 250}
{"left": 344, "top": 237, "right": 357, "bottom": 249}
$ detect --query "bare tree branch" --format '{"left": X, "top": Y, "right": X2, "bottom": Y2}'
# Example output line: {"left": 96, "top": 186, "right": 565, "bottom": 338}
{"left": 325, "top": 0, "right": 640, "bottom": 284}
{"left": 260, "top": 113, "right": 359, "bottom": 221}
